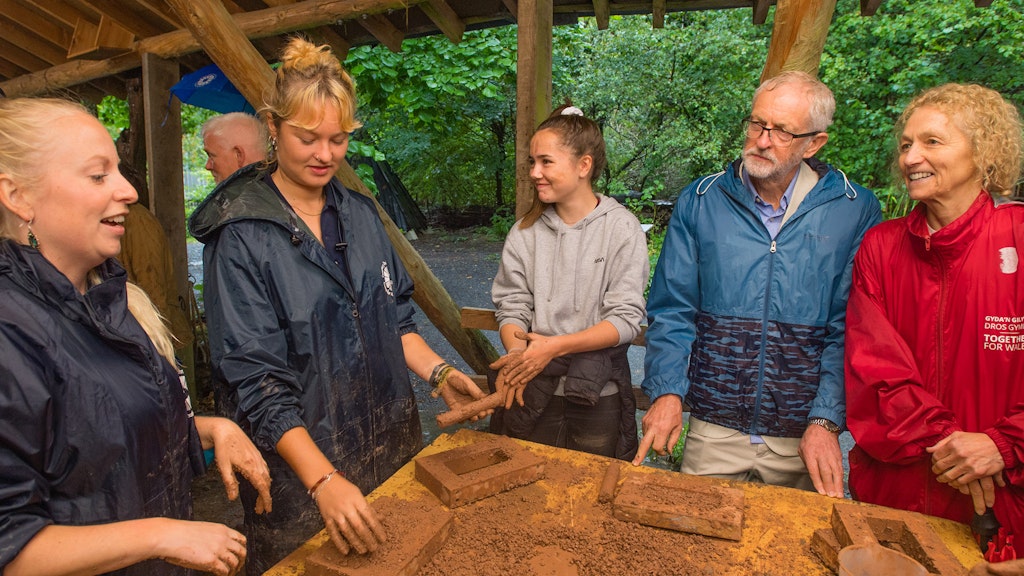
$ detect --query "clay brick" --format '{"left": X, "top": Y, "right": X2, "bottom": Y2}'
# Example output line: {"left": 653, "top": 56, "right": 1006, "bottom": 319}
{"left": 829, "top": 503, "right": 966, "bottom": 576}
{"left": 811, "top": 527, "right": 841, "bottom": 573}
{"left": 305, "top": 495, "right": 452, "bottom": 576}
{"left": 612, "top": 472, "right": 744, "bottom": 541}
{"left": 414, "top": 435, "right": 545, "bottom": 508}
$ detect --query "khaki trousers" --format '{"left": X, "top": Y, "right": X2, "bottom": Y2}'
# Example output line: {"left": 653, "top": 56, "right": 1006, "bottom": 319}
{"left": 680, "top": 416, "right": 814, "bottom": 491}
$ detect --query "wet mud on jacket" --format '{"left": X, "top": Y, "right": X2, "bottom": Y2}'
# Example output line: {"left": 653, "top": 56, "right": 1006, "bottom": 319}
{"left": 0, "top": 241, "right": 204, "bottom": 576}
{"left": 643, "top": 158, "right": 882, "bottom": 437}
{"left": 846, "top": 193, "right": 1024, "bottom": 535}
{"left": 188, "top": 163, "right": 421, "bottom": 501}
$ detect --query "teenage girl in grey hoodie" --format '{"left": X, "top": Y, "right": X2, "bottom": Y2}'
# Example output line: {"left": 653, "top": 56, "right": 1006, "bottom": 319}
{"left": 490, "top": 104, "right": 649, "bottom": 459}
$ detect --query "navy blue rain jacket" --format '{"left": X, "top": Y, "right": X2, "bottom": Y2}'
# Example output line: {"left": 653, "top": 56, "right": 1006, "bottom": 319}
{"left": 188, "top": 164, "right": 421, "bottom": 495}
{"left": 0, "top": 241, "right": 203, "bottom": 575}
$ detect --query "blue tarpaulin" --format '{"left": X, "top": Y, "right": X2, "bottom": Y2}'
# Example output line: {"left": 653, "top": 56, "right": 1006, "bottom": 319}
{"left": 170, "top": 63, "right": 255, "bottom": 114}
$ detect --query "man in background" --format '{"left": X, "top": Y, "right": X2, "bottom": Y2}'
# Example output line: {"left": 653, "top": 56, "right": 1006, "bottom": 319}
{"left": 201, "top": 112, "right": 268, "bottom": 184}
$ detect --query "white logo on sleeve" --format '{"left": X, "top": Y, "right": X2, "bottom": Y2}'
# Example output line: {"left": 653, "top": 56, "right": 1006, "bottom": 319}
{"left": 999, "top": 247, "right": 1019, "bottom": 274}
{"left": 381, "top": 261, "right": 394, "bottom": 296}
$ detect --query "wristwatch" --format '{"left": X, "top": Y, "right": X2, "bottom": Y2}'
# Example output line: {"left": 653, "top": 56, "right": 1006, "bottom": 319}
{"left": 809, "top": 417, "right": 841, "bottom": 434}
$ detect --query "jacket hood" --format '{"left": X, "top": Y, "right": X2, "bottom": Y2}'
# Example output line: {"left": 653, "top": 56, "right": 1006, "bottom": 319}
{"left": 188, "top": 163, "right": 309, "bottom": 244}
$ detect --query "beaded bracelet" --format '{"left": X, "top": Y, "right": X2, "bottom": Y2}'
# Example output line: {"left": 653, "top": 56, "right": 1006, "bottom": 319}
{"left": 308, "top": 469, "right": 343, "bottom": 502}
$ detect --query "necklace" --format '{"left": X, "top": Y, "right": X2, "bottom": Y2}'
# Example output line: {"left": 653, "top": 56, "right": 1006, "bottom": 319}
{"left": 290, "top": 195, "right": 326, "bottom": 217}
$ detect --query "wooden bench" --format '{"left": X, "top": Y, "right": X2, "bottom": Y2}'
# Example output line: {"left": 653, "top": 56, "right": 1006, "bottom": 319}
{"left": 459, "top": 307, "right": 651, "bottom": 410}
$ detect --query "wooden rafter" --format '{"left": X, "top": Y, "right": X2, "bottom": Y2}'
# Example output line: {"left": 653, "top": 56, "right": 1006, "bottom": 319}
{"left": 761, "top": 0, "right": 836, "bottom": 81}
{"left": 753, "top": 0, "right": 771, "bottom": 24}
{"left": 262, "top": 0, "right": 352, "bottom": 60}
{"left": 1, "top": 0, "right": 425, "bottom": 97}
{"left": 0, "top": 37, "right": 50, "bottom": 72}
{"left": 0, "top": 14, "right": 67, "bottom": 65}
{"left": 0, "top": 0, "right": 73, "bottom": 48}
{"left": 652, "top": 0, "right": 666, "bottom": 28}
{"left": 21, "top": 0, "right": 96, "bottom": 29}
{"left": 593, "top": 0, "right": 609, "bottom": 29}
{"left": 357, "top": 12, "right": 404, "bottom": 52}
{"left": 421, "top": 0, "right": 464, "bottom": 44}
{"left": 78, "top": 0, "right": 170, "bottom": 37}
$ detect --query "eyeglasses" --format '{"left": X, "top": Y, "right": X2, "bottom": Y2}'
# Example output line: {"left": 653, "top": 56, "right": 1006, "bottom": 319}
{"left": 742, "top": 118, "right": 820, "bottom": 147}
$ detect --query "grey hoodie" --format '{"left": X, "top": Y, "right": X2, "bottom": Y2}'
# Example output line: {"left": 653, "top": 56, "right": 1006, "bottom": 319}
{"left": 492, "top": 195, "right": 649, "bottom": 345}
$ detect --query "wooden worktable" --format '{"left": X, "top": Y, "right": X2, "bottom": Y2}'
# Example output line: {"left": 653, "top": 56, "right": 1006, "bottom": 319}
{"left": 267, "top": 429, "right": 982, "bottom": 575}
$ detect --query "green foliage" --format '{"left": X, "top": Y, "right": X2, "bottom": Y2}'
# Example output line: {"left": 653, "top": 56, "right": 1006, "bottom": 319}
{"left": 820, "top": 0, "right": 1024, "bottom": 200}
{"left": 96, "top": 96, "right": 129, "bottom": 140}
{"left": 348, "top": 26, "right": 518, "bottom": 210}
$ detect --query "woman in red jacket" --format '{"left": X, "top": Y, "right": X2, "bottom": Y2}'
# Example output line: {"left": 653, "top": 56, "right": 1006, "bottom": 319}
{"left": 845, "top": 83, "right": 1024, "bottom": 541}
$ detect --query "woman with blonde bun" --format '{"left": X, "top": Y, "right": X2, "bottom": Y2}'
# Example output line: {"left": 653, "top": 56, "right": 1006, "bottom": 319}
{"left": 0, "top": 97, "right": 270, "bottom": 576}
{"left": 190, "top": 36, "right": 488, "bottom": 572}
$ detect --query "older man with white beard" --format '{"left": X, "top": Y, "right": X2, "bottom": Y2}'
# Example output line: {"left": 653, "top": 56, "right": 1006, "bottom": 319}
{"left": 633, "top": 71, "right": 881, "bottom": 498}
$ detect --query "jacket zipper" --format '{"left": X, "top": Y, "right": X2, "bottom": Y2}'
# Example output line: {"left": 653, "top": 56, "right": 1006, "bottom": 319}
{"left": 926, "top": 242, "right": 948, "bottom": 514}
{"left": 750, "top": 239, "right": 777, "bottom": 433}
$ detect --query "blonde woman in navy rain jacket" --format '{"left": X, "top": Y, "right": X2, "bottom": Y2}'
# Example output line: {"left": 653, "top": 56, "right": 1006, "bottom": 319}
{"left": 0, "top": 97, "right": 270, "bottom": 576}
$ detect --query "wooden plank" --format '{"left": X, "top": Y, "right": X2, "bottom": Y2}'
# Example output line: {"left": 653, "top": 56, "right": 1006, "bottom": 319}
{"left": 0, "top": 0, "right": 73, "bottom": 48}
{"left": 421, "top": 0, "right": 465, "bottom": 44}
{"left": 20, "top": 0, "right": 96, "bottom": 29}
{"left": 593, "top": 0, "right": 609, "bottom": 29}
{"left": 1, "top": 0, "right": 424, "bottom": 97}
{"left": 652, "top": 0, "right": 666, "bottom": 28}
{"left": 752, "top": 0, "right": 771, "bottom": 24}
{"left": 141, "top": 52, "right": 193, "bottom": 397}
{"left": 357, "top": 12, "right": 404, "bottom": 52}
{"left": 261, "top": 0, "right": 352, "bottom": 60}
{"left": 77, "top": 0, "right": 170, "bottom": 37}
{"left": 761, "top": 0, "right": 836, "bottom": 81}
{"left": 859, "top": 0, "right": 881, "bottom": 16}
{"left": 974, "top": 0, "right": 994, "bottom": 6}
{"left": 0, "top": 14, "right": 67, "bottom": 64}
{"left": 0, "top": 37, "right": 49, "bottom": 72}
{"left": 460, "top": 307, "right": 647, "bottom": 347}
{"left": 515, "top": 0, "right": 552, "bottom": 220}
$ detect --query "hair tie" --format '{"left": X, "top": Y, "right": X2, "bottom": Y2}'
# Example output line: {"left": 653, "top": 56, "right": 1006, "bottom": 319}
{"left": 561, "top": 106, "right": 584, "bottom": 117}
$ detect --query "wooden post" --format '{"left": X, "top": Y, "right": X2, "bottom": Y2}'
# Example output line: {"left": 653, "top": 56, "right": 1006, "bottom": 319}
{"left": 165, "top": 0, "right": 498, "bottom": 374}
{"left": 514, "top": 0, "right": 553, "bottom": 219}
{"left": 760, "top": 0, "right": 837, "bottom": 82}
{"left": 140, "top": 53, "right": 195, "bottom": 397}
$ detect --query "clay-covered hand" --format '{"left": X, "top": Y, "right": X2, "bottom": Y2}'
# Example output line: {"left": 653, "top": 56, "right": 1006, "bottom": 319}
{"left": 156, "top": 519, "right": 247, "bottom": 576}
{"left": 197, "top": 416, "right": 272, "bottom": 514}
{"left": 489, "top": 348, "right": 526, "bottom": 408}
{"left": 631, "top": 394, "right": 684, "bottom": 465}
{"left": 315, "top": 475, "right": 387, "bottom": 555}
{"left": 799, "top": 423, "right": 845, "bottom": 498}
{"left": 928, "top": 431, "right": 1006, "bottom": 489}
{"left": 438, "top": 367, "right": 491, "bottom": 421}
{"left": 500, "top": 332, "right": 558, "bottom": 389}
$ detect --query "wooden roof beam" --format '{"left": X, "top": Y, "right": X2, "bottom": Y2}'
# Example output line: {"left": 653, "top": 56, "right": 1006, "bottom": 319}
{"left": 860, "top": 0, "right": 881, "bottom": 16}
{"left": 753, "top": 0, "right": 771, "bottom": 24}
{"left": 358, "top": 12, "right": 404, "bottom": 52}
{"left": 21, "top": 0, "right": 96, "bottom": 29}
{"left": 260, "top": 0, "right": 352, "bottom": 60}
{"left": 652, "top": 0, "right": 666, "bottom": 28}
{"left": 1, "top": 0, "right": 425, "bottom": 97}
{"left": 421, "top": 0, "right": 464, "bottom": 44}
{"left": 77, "top": 0, "right": 170, "bottom": 37}
{"left": 761, "top": 0, "right": 836, "bottom": 81}
{"left": 0, "top": 0, "right": 73, "bottom": 48}
{"left": 502, "top": 0, "right": 518, "bottom": 22}
{"left": 0, "top": 14, "right": 67, "bottom": 64}
{"left": 593, "top": 0, "right": 609, "bottom": 29}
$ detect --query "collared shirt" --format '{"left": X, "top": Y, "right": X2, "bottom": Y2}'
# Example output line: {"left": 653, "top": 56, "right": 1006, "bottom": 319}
{"left": 742, "top": 167, "right": 799, "bottom": 239}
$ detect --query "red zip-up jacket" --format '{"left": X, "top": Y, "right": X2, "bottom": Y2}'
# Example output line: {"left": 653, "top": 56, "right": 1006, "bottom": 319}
{"left": 846, "top": 191, "right": 1024, "bottom": 536}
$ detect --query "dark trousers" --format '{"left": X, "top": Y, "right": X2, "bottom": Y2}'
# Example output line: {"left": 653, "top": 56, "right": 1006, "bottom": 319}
{"left": 525, "top": 394, "right": 622, "bottom": 458}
